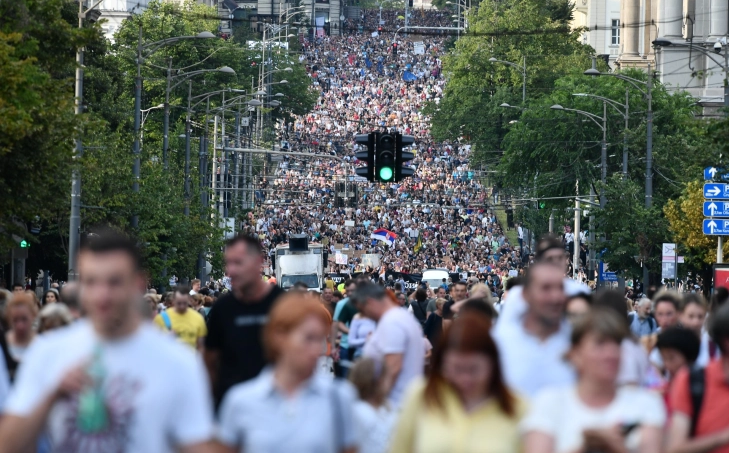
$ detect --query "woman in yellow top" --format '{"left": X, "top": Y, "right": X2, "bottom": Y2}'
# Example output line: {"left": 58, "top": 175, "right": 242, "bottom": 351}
{"left": 390, "top": 313, "right": 527, "bottom": 453}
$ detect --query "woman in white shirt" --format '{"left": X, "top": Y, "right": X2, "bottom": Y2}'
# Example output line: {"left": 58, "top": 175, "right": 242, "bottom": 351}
{"left": 216, "top": 292, "right": 358, "bottom": 453}
{"left": 522, "top": 307, "right": 665, "bottom": 453}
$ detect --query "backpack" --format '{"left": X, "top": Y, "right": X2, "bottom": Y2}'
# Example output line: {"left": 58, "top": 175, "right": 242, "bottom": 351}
{"left": 411, "top": 300, "right": 429, "bottom": 328}
{"left": 628, "top": 313, "right": 656, "bottom": 332}
{"left": 689, "top": 367, "right": 706, "bottom": 438}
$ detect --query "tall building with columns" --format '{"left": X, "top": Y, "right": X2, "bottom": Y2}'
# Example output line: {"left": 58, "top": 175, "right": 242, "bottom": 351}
{"left": 574, "top": 0, "right": 727, "bottom": 115}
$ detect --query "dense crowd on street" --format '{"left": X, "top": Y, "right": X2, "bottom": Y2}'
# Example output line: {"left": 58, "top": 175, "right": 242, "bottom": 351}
{"left": 241, "top": 9, "right": 531, "bottom": 283}
{"left": 0, "top": 8, "right": 727, "bottom": 453}
{"left": 1, "top": 230, "right": 729, "bottom": 453}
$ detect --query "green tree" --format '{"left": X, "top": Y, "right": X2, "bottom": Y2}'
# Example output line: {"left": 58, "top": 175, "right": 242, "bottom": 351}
{"left": 0, "top": 0, "right": 95, "bottom": 254}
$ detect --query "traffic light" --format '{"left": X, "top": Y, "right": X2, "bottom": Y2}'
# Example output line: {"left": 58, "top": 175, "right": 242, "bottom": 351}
{"left": 19, "top": 240, "right": 29, "bottom": 248}
{"left": 378, "top": 26, "right": 382, "bottom": 33}
{"left": 355, "top": 133, "right": 375, "bottom": 181}
{"left": 392, "top": 43, "right": 398, "bottom": 55}
{"left": 538, "top": 201, "right": 546, "bottom": 209}
{"left": 396, "top": 134, "right": 415, "bottom": 182}
{"left": 376, "top": 133, "right": 396, "bottom": 182}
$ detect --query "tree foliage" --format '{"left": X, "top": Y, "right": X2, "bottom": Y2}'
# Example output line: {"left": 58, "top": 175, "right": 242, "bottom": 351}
{"left": 5, "top": 0, "right": 315, "bottom": 284}
{"left": 0, "top": 0, "right": 94, "bottom": 253}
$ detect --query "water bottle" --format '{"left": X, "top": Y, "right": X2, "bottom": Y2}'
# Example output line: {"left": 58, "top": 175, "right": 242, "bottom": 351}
{"left": 76, "top": 346, "right": 108, "bottom": 433}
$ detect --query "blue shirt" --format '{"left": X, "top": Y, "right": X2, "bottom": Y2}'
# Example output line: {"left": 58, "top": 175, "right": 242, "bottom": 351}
{"left": 218, "top": 369, "right": 358, "bottom": 453}
{"left": 629, "top": 314, "right": 656, "bottom": 338}
{"left": 333, "top": 298, "right": 350, "bottom": 348}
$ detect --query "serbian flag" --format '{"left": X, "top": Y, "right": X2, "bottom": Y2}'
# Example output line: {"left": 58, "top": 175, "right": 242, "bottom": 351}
{"left": 371, "top": 228, "right": 397, "bottom": 247}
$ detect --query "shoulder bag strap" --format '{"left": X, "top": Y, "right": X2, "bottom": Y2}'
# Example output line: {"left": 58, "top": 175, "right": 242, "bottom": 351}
{"left": 161, "top": 311, "right": 172, "bottom": 330}
{"left": 689, "top": 367, "right": 706, "bottom": 437}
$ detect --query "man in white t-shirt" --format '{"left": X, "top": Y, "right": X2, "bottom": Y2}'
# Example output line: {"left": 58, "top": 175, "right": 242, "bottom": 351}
{"left": 493, "top": 262, "right": 575, "bottom": 397}
{"left": 0, "top": 231, "right": 214, "bottom": 453}
{"left": 353, "top": 283, "right": 424, "bottom": 407}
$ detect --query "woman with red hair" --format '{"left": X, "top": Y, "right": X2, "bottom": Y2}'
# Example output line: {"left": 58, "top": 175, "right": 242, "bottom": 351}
{"left": 216, "top": 292, "right": 358, "bottom": 453}
{"left": 389, "top": 313, "right": 526, "bottom": 453}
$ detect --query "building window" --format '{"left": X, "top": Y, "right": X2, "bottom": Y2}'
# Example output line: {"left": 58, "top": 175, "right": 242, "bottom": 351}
{"left": 611, "top": 19, "right": 620, "bottom": 45}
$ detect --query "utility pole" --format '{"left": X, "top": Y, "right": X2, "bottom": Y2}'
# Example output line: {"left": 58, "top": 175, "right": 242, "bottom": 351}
{"left": 574, "top": 180, "right": 580, "bottom": 281}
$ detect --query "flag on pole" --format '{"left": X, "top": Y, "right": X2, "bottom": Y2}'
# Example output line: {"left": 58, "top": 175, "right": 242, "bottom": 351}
{"left": 370, "top": 228, "right": 397, "bottom": 247}
{"left": 414, "top": 232, "right": 423, "bottom": 253}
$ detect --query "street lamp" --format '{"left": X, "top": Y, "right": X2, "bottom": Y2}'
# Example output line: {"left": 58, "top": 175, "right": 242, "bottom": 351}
{"left": 489, "top": 57, "right": 527, "bottom": 103}
{"left": 583, "top": 57, "right": 654, "bottom": 283}
{"left": 499, "top": 103, "right": 525, "bottom": 111}
{"left": 131, "top": 29, "right": 216, "bottom": 229}
{"left": 573, "top": 91, "right": 630, "bottom": 176}
{"left": 550, "top": 102, "right": 608, "bottom": 208}
{"left": 653, "top": 38, "right": 729, "bottom": 263}
{"left": 162, "top": 65, "right": 236, "bottom": 170}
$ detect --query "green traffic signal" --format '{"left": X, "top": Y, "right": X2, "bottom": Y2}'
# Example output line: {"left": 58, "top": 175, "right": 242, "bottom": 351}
{"left": 19, "top": 240, "right": 29, "bottom": 248}
{"left": 539, "top": 202, "right": 546, "bottom": 209}
{"left": 379, "top": 166, "right": 394, "bottom": 181}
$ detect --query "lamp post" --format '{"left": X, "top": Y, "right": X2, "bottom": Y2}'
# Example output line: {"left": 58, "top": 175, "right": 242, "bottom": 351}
{"left": 162, "top": 65, "right": 236, "bottom": 170}
{"left": 653, "top": 38, "right": 728, "bottom": 262}
{"left": 573, "top": 91, "right": 630, "bottom": 176}
{"left": 490, "top": 56, "right": 527, "bottom": 103}
{"left": 551, "top": 102, "right": 608, "bottom": 208}
{"left": 584, "top": 58, "right": 654, "bottom": 282}
{"left": 131, "top": 29, "right": 216, "bottom": 229}
{"left": 68, "top": 0, "right": 105, "bottom": 281}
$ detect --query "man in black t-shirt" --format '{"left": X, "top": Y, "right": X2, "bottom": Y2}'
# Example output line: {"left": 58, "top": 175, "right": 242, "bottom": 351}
{"left": 204, "top": 234, "right": 284, "bottom": 411}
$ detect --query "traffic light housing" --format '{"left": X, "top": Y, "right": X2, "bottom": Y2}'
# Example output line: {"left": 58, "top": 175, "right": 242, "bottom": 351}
{"left": 392, "top": 43, "right": 398, "bottom": 55}
{"left": 538, "top": 201, "right": 546, "bottom": 209}
{"left": 396, "top": 134, "right": 415, "bottom": 181}
{"left": 355, "top": 133, "right": 375, "bottom": 181}
{"left": 376, "top": 133, "right": 396, "bottom": 182}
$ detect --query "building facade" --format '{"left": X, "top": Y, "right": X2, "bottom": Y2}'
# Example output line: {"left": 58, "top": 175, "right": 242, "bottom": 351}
{"left": 574, "top": 0, "right": 727, "bottom": 115}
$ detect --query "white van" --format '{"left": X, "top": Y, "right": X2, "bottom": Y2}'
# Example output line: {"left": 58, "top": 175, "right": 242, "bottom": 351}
{"left": 421, "top": 269, "right": 450, "bottom": 290}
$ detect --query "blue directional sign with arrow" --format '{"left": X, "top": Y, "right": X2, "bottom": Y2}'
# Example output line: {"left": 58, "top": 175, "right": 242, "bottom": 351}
{"left": 703, "top": 183, "right": 729, "bottom": 199}
{"left": 703, "top": 219, "right": 729, "bottom": 235}
{"left": 704, "top": 201, "right": 729, "bottom": 217}
{"left": 704, "top": 167, "right": 729, "bottom": 181}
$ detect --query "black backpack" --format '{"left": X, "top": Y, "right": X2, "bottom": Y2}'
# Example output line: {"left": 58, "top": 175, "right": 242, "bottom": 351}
{"left": 689, "top": 367, "right": 706, "bottom": 437}
{"left": 411, "top": 300, "right": 429, "bottom": 328}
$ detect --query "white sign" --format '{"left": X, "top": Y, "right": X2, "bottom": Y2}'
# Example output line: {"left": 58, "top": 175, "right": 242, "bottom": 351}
{"left": 329, "top": 224, "right": 338, "bottom": 230}
{"left": 361, "top": 254, "right": 381, "bottom": 268}
{"left": 413, "top": 41, "right": 425, "bottom": 55}
{"left": 344, "top": 220, "right": 355, "bottom": 227}
{"left": 335, "top": 253, "right": 348, "bottom": 265}
{"left": 371, "top": 31, "right": 379, "bottom": 37}
{"left": 662, "top": 243, "right": 676, "bottom": 257}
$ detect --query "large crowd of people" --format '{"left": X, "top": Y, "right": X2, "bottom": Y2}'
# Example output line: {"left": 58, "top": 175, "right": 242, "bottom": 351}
{"left": 0, "top": 9, "right": 725, "bottom": 453}
{"left": 1, "top": 229, "right": 727, "bottom": 453}
{"left": 240, "top": 9, "right": 528, "bottom": 285}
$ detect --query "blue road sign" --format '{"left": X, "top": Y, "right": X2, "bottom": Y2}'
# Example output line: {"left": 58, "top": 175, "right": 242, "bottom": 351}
{"left": 598, "top": 261, "right": 618, "bottom": 282}
{"left": 703, "top": 219, "right": 729, "bottom": 235}
{"left": 704, "top": 201, "right": 729, "bottom": 217}
{"left": 704, "top": 167, "right": 729, "bottom": 181}
{"left": 703, "top": 183, "right": 729, "bottom": 199}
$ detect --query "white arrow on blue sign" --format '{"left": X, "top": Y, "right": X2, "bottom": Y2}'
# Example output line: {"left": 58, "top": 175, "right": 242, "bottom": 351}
{"left": 703, "top": 219, "right": 729, "bottom": 235}
{"left": 704, "top": 201, "right": 729, "bottom": 217}
{"left": 703, "top": 183, "right": 729, "bottom": 199}
{"left": 704, "top": 167, "right": 729, "bottom": 181}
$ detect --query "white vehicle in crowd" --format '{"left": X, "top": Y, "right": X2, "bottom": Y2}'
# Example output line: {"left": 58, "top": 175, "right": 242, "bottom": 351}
{"left": 421, "top": 268, "right": 450, "bottom": 289}
{"left": 274, "top": 235, "right": 324, "bottom": 292}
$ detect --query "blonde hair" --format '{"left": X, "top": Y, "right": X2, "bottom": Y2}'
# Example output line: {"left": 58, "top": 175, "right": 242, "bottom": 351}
{"left": 349, "top": 358, "right": 387, "bottom": 406}
{"left": 5, "top": 291, "right": 38, "bottom": 323}
{"left": 469, "top": 283, "right": 493, "bottom": 304}
{"left": 435, "top": 297, "right": 447, "bottom": 309}
{"left": 38, "top": 303, "right": 73, "bottom": 333}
